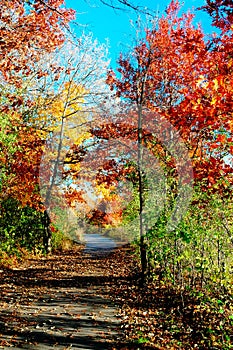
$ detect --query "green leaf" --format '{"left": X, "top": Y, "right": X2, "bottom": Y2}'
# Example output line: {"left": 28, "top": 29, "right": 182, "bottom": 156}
{"left": 135, "top": 337, "right": 150, "bottom": 344}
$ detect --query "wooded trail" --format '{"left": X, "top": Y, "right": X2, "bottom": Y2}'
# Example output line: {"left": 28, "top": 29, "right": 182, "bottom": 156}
{"left": 0, "top": 245, "right": 133, "bottom": 349}
{"left": 0, "top": 245, "right": 232, "bottom": 349}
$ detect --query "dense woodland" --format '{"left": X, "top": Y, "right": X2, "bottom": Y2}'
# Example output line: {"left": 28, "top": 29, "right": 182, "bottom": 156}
{"left": 0, "top": 0, "right": 233, "bottom": 348}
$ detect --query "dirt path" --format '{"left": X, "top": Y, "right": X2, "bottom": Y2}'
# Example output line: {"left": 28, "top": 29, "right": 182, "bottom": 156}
{"left": 0, "top": 246, "right": 133, "bottom": 349}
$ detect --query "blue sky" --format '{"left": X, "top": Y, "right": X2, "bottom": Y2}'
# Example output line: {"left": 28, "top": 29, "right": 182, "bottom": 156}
{"left": 66, "top": 0, "right": 214, "bottom": 66}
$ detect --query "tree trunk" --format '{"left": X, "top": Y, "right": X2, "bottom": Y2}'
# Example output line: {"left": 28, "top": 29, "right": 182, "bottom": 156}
{"left": 137, "top": 103, "right": 147, "bottom": 286}
{"left": 42, "top": 210, "right": 52, "bottom": 253}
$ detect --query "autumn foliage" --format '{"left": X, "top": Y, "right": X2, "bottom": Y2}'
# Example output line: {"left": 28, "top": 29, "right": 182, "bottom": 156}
{"left": 107, "top": 1, "right": 233, "bottom": 194}
{"left": 0, "top": 1, "right": 233, "bottom": 349}
{"left": 61, "top": 0, "right": 233, "bottom": 294}
{"left": 0, "top": 0, "right": 232, "bottom": 293}
{"left": 0, "top": 0, "right": 76, "bottom": 253}
{"left": 0, "top": 0, "right": 74, "bottom": 84}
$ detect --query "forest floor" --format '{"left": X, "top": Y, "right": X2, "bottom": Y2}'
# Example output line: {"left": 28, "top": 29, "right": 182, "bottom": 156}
{"left": 0, "top": 245, "right": 232, "bottom": 350}
{"left": 0, "top": 245, "right": 130, "bottom": 349}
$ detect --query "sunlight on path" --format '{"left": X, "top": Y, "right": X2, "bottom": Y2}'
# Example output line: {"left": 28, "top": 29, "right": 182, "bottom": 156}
{"left": 83, "top": 233, "right": 117, "bottom": 254}
{"left": 0, "top": 288, "right": 120, "bottom": 349}
{"left": 0, "top": 248, "right": 123, "bottom": 349}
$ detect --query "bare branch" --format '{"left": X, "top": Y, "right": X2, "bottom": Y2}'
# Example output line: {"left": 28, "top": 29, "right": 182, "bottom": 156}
{"left": 95, "top": 0, "right": 154, "bottom": 16}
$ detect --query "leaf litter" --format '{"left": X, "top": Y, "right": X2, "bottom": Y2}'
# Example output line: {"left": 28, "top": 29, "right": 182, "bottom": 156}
{"left": 0, "top": 244, "right": 232, "bottom": 349}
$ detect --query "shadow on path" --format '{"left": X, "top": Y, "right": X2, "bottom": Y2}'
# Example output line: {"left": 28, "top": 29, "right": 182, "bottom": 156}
{"left": 0, "top": 248, "right": 129, "bottom": 349}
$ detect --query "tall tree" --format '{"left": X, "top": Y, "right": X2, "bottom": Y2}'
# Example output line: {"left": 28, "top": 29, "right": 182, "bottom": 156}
{"left": 104, "top": 0, "right": 233, "bottom": 284}
{"left": 106, "top": 0, "right": 207, "bottom": 283}
{"left": 0, "top": 0, "right": 74, "bottom": 253}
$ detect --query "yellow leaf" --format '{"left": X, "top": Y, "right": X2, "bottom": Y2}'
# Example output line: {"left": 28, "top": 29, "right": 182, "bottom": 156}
{"left": 213, "top": 78, "right": 218, "bottom": 90}
{"left": 210, "top": 96, "right": 217, "bottom": 105}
